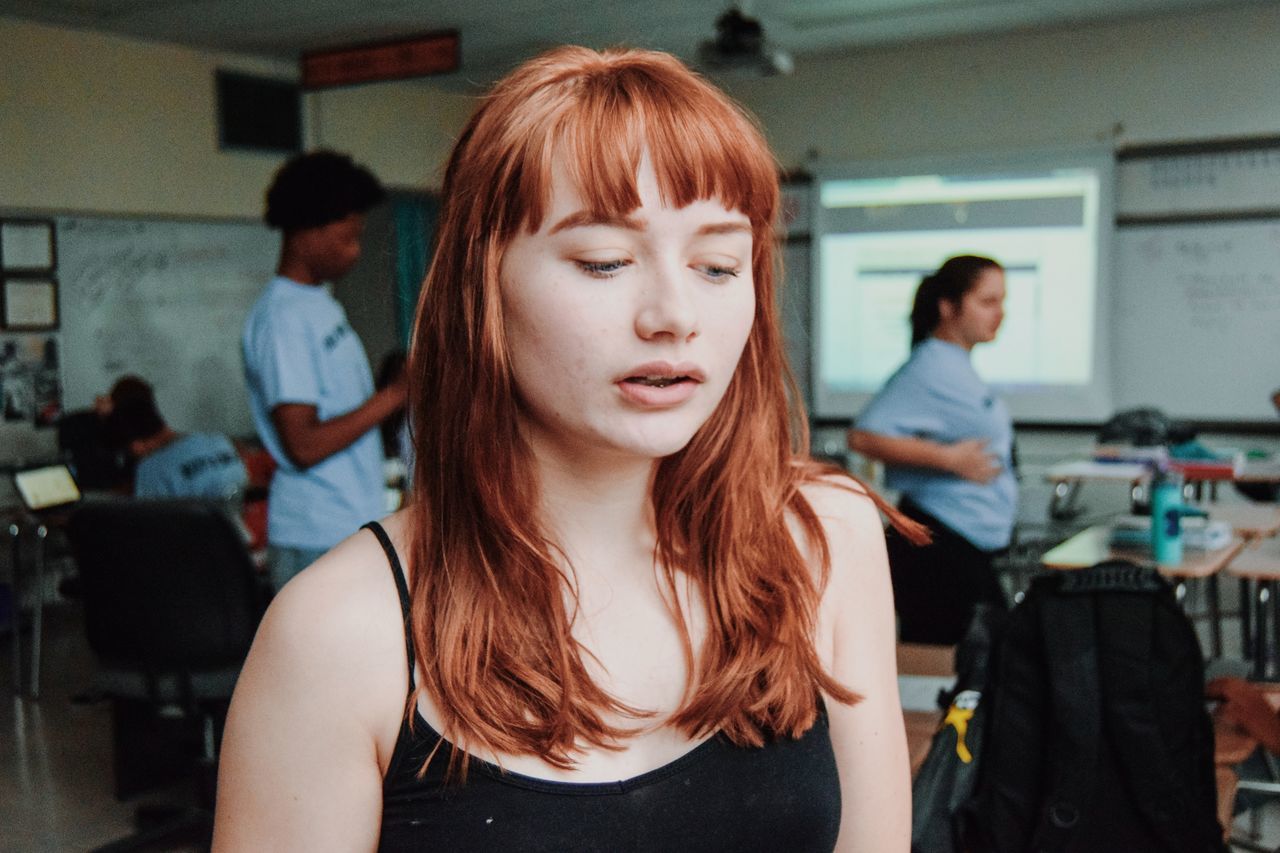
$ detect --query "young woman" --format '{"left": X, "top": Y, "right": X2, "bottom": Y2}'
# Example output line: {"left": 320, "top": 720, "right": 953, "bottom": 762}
{"left": 848, "top": 256, "right": 1015, "bottom": 645}
{"left": 214, "top": 46, "right": 915, "bottom": 852}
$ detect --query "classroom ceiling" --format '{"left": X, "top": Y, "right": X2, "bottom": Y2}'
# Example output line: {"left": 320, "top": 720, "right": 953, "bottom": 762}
{"left": 0, "top": 0, "right": 1262, "bottom": 87}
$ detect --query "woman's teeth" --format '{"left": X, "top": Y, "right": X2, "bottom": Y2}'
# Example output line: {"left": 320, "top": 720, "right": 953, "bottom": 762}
{"left": 627, "top": 376, "right": 685, "bottom": 387}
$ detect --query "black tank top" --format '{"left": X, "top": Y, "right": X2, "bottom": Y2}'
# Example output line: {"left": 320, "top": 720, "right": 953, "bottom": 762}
{"left": 364, "top": 522, "right": 842, "bottom": 853}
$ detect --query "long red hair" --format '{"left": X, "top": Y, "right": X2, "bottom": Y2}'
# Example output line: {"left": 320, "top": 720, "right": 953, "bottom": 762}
{"left": 406, "top": 45, "right": 913, "bottom": 772}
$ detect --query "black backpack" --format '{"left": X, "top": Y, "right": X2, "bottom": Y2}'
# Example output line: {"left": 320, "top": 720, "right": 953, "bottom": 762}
{"left": 911, "top": 604, "right": 1005, "bottom": 853}
{"left": 959, "top": 560, "right": 1226, "bottom": 853}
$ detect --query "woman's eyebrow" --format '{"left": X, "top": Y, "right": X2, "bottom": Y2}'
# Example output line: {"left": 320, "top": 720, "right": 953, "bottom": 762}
{"left": 697, "top": 221, "right": 752, "bottom": 236}
{"left": 548, "top": 211, "right": 645, "bottom": 234}
{"left": 546, "top": 214, "right": 752, "bottom": 236}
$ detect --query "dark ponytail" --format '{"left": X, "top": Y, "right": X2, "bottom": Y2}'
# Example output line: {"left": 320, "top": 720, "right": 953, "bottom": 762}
{"left": 909, "top": 255, "right": 1002, "bottom": 346}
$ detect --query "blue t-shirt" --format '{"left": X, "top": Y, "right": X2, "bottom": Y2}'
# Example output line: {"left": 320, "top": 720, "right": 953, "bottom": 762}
{"left": 856, "top": 338, "right": 1016, "bottom": 551}
{"left": 134, "top": 432, "right": 248, "bottom": 502}
{"left": 242, "top": 276, "right": 385, "bottom": 550}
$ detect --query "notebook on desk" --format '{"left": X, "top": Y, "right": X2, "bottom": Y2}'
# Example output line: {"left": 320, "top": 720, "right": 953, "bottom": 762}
{"left": 13, "top": 464, "right": 83, "bottom": 513}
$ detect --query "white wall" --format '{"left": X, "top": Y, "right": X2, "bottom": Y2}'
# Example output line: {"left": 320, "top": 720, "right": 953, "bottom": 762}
{"left": 0, "top": 18, "right": 293, "bottom": 219}
{"left": 0, "top": 16, "right": 474, "bottom": 219}
{"left": 720, "top": 4, "right": 1280, "bottom": 170}
{"left": 7, "top": 4, "right": 1279, "bottom": 216}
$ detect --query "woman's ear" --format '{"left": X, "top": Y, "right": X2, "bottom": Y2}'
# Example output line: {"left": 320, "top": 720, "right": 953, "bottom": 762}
{"left": 937, "top": 297, "right": 958, "bottom": 324}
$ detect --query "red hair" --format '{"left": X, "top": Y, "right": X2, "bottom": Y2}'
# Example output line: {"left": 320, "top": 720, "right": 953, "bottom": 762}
{"left": 406, "top": 45, "right": 919, "bottom": 773}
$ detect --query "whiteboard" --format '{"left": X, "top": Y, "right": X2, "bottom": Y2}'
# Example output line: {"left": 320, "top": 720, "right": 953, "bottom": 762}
{"left": 57, "top": 216, "right": 278, "bottom": 436}
{"left": 1112, "top": 219, "right": 1280, "bottom": 421}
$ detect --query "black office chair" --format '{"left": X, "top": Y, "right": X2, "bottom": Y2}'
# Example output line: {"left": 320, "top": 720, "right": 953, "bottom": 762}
{"left": 68, "top": 499, "right": 267, "bottom": 853}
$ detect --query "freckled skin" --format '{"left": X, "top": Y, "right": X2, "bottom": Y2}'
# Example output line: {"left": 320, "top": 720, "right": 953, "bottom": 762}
{"left": 499, "top": 154, "right": 756, "bottom": 466}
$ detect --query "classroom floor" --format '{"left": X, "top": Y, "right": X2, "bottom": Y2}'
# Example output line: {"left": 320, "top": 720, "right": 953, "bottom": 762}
{"left": 1, "top": 603, "right": 203, "bottom": 853}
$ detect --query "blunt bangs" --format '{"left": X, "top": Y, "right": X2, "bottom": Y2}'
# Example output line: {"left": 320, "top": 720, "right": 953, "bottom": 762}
{"left": 498, "top": 50, "right": 780, "bottom": 240}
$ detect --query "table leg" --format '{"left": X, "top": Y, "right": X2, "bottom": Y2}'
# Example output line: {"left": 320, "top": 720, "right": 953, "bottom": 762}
{"left": 1242, "top": 577, "right": 1254, "bottom": 667}
{"left": 8, "top": 522, "right": 20, "bottom": 695}
{"left": 1050, "top": 480, "right": 1081, "bottom": 520}
{"left": 29, "top": 524, "right": 46, "bottom": 700}
{"left": 1255, "top": 581, "right": 1272, "bottom": 681}
{"left": 1207, "top": 573, "right": 1222, "bottom": 660}
{"left": 1272, "top": 579, "right": 1280, "bottom": 688}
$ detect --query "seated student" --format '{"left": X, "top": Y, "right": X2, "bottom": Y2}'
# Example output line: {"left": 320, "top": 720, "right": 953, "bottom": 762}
{"left": 55, "top": 394, "right": 130, "bottom": 492}
{"left": 104, "top": 375, "right": 248, "bottom": 502}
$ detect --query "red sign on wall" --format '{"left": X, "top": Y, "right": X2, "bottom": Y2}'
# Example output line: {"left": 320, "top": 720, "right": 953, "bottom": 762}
{"left": 302, "top": 31, "right": 459, "bottom": 89}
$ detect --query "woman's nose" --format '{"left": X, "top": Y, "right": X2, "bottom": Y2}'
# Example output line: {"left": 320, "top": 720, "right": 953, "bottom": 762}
{"left": 634, "top": 267, "right": 699, "bottom": 342}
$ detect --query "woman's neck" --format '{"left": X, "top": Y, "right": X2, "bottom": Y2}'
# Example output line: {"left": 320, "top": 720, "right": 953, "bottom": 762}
{"left": 930, "top": 328, "right": 973, "bottom": 351}
{"left": 530, "top": 442, "right": 658, "bottom": 575}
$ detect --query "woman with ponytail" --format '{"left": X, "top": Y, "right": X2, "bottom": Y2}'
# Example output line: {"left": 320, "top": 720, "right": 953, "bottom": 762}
{"left": 848, "top": 255, "right": 1014, "bottom": 645}
{"left": 215, "top": 46, "right": 916, "bottom": 852}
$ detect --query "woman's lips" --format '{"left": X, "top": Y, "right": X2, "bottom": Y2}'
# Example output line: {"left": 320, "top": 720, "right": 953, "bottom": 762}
{"left": 615, "top": 362, "right": 705, "bottom": 407}
{"left": 617, "top": 375, "right": 699, "bottom": 407}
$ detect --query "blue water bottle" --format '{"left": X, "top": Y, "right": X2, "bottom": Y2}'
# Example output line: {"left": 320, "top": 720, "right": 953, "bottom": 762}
{"left": 1149, "top": 467, "right": 1207, "bottom": 565}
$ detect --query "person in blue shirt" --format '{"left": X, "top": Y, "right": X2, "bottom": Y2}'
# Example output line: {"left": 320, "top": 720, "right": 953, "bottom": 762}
{"left": 848, "top": 255, "right": 1015, "bottom": 644}
{"left": 243, "top": 151, "right": 406, "bottom": 591}
{"left": 104, "top": 375, "right": 248, "bottom": 503}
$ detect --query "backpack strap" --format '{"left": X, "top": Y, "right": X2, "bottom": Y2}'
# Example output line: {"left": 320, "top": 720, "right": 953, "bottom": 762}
{"left": 1029, "top": 588, "right": 1103, "bottom": 852}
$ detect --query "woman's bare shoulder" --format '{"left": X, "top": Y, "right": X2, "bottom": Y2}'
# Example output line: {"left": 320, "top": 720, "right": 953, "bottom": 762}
{"left": 796, "top": 472, "right": 885, "bottom": 548}
{"left": 791, "top": 472, "right": 892, "bottom": 616}
{"left": 274, "top": 515, "right": 407, "bottom": 630}
{"left": 214, "top": 514, "right": 415, "bottom": 850}
{"left": 245, "top": 512, "right": 414, "bottom": 720}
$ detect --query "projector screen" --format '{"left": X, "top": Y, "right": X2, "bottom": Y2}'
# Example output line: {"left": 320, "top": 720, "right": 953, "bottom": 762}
{"left": 811, "top": 149, "right": 1114, "bottom": 423}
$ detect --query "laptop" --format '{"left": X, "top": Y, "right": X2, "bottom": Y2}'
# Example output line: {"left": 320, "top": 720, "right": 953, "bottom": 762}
{"left": 13, "top": 463, "right": 83, "bottom": 513}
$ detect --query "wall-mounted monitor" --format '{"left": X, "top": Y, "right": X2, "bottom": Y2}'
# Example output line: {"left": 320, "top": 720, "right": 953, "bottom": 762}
{"left": 216, "top": 71, "right": 302, "bottom": 154}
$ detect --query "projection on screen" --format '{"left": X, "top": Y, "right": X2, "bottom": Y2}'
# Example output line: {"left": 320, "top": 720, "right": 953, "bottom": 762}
{"left": 814, "top": 165, "right": 1107, "bottom": 422}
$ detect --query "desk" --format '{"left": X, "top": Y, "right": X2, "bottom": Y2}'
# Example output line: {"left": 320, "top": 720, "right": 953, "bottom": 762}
{"left": 1044, "top": 461, "right": 1148, "bottom": 519}
{"left": 1041, "top": 525, "right": 1244, "bottom": 658}
{"left": 1226, "top": 538, "right": 1280, "bottom": 678}
{"left": 1040, "top": 525, "right": 1244, "bottom": 577}
{"left": 1214, "top": 456, "right": 1280, "bottom": 484}
{"left": 1044, "top": 457, "right": 1280, "bottom": 520}
{"left": 1212, "top": 503, "right": 1280, "bottom": 540}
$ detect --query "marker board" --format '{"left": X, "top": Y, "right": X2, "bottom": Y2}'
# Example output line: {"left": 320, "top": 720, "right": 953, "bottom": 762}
{"left": 56, "top": 215, "right": 278, "bottom": 436}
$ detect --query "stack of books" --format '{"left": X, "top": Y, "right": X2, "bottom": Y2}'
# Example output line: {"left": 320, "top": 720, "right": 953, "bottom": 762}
{"left": 1108, "top": 515, "right": 1233, "bottom": 551}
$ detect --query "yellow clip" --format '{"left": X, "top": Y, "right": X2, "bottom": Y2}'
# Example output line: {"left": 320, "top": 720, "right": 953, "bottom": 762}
{"left": 942, "top": 702, "right": 976, "bottom": 763}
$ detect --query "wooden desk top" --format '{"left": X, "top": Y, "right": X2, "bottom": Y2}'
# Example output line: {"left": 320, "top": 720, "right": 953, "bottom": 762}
{"left": 1045, "top": 455, "right": 1280, "bottom": 485}
{"left": 1236, "top": 457, "right": 1280, "bottom": 483}
{"left": 1041, "top": 525, "right": 1245, "bottom": 579}
{"left": 1225, "top": 536, "right": 1280, "bottom": 580}
{"left": 1044, "top": 460, "right": 1148, "bottom": 484}
{"left": 1210, "top": 503, "right": 1280, "bottom": 540}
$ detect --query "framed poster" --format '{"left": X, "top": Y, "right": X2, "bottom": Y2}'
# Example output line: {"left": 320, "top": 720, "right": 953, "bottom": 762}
{"left": 0, "top": 219, "right": 56, "bottom": 272}
{"left": 2, "top": 276, "right": 59, "bottom": 330}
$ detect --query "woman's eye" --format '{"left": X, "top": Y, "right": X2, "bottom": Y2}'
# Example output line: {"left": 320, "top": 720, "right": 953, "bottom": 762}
{"left": 697, "top": 264, "right": 741, "bottom": 282}
{"left": 576, "top": 259, "right": 630, "bottom": 278}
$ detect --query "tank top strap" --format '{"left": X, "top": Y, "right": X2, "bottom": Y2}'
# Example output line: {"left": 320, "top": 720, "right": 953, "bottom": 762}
{"left": 362, "top": 521, "right": 417, "bottom": 689}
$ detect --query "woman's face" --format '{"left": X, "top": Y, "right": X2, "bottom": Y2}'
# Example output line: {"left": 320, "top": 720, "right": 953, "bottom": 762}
{"left": 497, "top": 153, "right": 756, "bottom": 465}
{"left": 941, "top": 267, "right": 1006, "bottom": 348}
